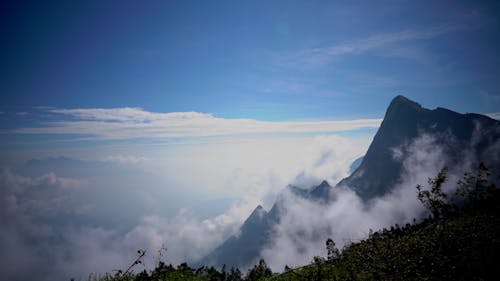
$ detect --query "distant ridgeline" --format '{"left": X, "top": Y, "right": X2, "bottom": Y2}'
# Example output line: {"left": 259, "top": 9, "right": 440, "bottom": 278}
{"left": 199, "top": 95, "right": 500, "bottom": 270}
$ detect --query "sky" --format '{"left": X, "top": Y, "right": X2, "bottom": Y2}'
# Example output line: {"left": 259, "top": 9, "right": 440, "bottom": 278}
{"left": 1, "top": 0, "right": 500, "bottom": 280}
{"left": 1, "top": 0, "right": 500, "bottom": 120}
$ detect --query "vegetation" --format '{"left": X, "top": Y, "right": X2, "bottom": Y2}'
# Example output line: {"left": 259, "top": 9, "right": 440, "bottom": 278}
{"left": 89, "top": 163, "right": 499, "bottom": 281}
{"left": 268, "top": 212, "right": 500, "bottom": 281}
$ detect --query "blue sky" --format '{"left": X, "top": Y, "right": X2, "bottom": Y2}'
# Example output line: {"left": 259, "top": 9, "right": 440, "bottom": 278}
{"left": 1, "top": 0, "right": 499, "bottom": 121}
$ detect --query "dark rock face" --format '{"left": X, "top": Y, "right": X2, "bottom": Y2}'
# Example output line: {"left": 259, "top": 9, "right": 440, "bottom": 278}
{"left": 338, "top": 95, "right": 500, "bottom": 200}
{"left": 200, "top": 95, "right": 500, "bottom": 269}
{"left": 349, "top": 156, "right": 364, "bottom": 175}
{"left": 199, "top": 204, "right": 278, "bottom": 269}
{"left": 198, "top": 182, "right": 320, "bottom": 269}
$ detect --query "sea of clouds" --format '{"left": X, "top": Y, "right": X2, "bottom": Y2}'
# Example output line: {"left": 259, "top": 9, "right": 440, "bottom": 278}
{"left": 0, "top": 134, "right": 366, "bottom": 280}
{"left": 1, "top": 130, "right": 496, "bottom": 280}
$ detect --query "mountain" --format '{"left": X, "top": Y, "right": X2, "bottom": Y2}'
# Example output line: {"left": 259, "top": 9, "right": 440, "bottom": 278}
{"left": 349, "top": 156, "right": 364, "bottom": 174}
{"left": 339, "top": 95, "right": 500, "bottom": 200}
{"left": 199, "top": 204, "right": 278, "bottom": 269}
{"left": 200, "top": 95, "right": 500, "bottom": 269}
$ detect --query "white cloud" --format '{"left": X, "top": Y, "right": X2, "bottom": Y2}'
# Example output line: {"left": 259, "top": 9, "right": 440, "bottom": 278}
{"left": 49, "top": 108, "right": 211, "bottom": 122}
{"left": 102, "top": 154, "right": 148, "bottom": 165}
{"left": 290, "top": 135, "right": 366, "bottom": 188}
{"left": 487, "top": 112, "right": 500, "bottom": 120}
{"left": 286, "top": 24, "right": 465, "bottom": 66}
{"left": 12, "top": 108, "right": 381, "bottom": 140}
{"left": 0, "top": 169, "right": 85, "bottom": 194}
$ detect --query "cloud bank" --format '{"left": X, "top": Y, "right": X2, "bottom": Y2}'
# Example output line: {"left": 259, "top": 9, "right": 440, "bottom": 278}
{"left": 0, "top": 134, "right": 370, "bottom": 281}
{"left": 11, "top": 107, "right": 381, "bottom": 140}
{"left": 487, "top": 112, "right": 500, "bottom": 120}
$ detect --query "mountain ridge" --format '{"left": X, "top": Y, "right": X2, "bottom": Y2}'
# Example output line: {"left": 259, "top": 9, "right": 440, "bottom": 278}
{"left": 340, "top": 95, "right": 500, "bottom": 200}
{"left": 199, "top": 95, "right": 500, "bottom": 269}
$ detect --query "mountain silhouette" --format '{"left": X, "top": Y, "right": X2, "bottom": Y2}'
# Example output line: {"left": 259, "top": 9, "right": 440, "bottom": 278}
{"left": 199, "top": 204, "right": 278, "bottom": 269}
{"left": 339, "top": 95, "right": 500, "bottom": 199}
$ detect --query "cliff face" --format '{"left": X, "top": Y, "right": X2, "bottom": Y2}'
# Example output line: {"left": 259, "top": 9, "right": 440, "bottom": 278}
{"left": 338, "top": 95, "right": 500, "bottom": 200}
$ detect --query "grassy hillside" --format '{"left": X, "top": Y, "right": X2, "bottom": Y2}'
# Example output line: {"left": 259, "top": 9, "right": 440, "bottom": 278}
{"left": 267, "top": 212, "right": 500, "bottom": 281}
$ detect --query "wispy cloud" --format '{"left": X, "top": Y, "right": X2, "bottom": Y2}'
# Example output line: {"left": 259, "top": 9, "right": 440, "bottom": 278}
{"left": 286, "top": 24, "right": 465, "bottom": 66}
{"left": 101, "top": 154, "right": 148, "bottom": 165}
{"left": 49, "top": 108, "right": 210, "bottom": 122}
{"left": 12, "top": 108, "right": 382, "bottom": 140}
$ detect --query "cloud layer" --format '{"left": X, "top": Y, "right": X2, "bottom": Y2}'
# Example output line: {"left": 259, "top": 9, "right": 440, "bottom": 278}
{"left": 0, "top": 133, "right": 370, "bottom": 281}
{"left": 11, "top": 107, "right": 381, "bottom": 140}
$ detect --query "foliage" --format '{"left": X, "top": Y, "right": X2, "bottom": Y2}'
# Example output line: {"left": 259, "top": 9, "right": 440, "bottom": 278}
{"left": 415, "top": 167, "right": 452, "bottom": 219}
{"left": 326, "top": 238, "right": 340, "bottom": 264}
{"left": 455, "top": 162, "right": 497, "bottom": 212}
{"left": 245, "top": 259, "right": 273, "bottom": 281}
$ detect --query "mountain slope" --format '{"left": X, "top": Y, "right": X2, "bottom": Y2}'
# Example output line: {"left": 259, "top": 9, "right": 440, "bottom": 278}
{"left": 199, "top": 179, "right": 332, "bottom": 269}
{"left": 200, "top": 205, "right": 277, "bottom": 268}
{"left": 200, "top": 95, "right": 500, "bottom": 269}
{"left": 338, "top": 95, "right": 500, "bottom": 200}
